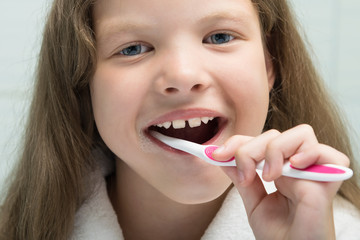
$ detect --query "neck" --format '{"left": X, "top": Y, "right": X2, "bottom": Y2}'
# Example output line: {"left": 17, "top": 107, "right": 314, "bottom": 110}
{"left": 108, "top": 160, "right": 229, "bottom": 240}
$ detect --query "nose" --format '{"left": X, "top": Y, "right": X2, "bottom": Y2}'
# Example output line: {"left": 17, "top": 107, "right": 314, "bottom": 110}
{"left": 154, "top": 45, "right": 211, "bottom": 97}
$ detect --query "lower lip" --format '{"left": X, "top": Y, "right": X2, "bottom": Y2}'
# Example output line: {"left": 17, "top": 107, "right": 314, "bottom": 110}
{"left": 147, "top": 133, "right": 189, "bottom": 155}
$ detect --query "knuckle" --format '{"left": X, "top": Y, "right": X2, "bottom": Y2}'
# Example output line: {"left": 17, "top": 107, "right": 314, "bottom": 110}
{"left": 297, "top": 124, "right": 315, "bottom": 135}
{"left": 266, "top": 129, "right": 281, "bottom": 137}
{"left": 266, "top": 139, "right": 282, "bottom": 153}
{"left": 235, "top": 146, "right": 251, "bottom": 161}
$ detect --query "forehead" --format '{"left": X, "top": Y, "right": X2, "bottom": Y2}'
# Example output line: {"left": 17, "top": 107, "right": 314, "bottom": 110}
{"left": 93, "top": 0, "right": 259, "bottom": 37}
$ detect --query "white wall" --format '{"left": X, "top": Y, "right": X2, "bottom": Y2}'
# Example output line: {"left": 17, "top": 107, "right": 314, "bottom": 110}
{"left": 0, "top": 0, "right": 49, "bottom": 186}
{"left": 1, "top": 0, "right": 360, "bottom": 186}
{"left": 290, "top": 0, "right": 360, "bottom": 157}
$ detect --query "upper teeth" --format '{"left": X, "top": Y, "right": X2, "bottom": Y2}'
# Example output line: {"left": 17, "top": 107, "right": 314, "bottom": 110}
{"left": 155, "top": 117, "right": 214, "bottom": 129}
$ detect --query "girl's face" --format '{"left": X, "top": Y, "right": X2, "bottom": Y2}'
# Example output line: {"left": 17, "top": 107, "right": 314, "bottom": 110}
{"left": 91, "top": 0, "right": 274, "bottom": 203}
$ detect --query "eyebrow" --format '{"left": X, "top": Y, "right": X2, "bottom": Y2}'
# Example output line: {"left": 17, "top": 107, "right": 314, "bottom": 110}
{"left": 95, "top": 20, "right": 153, "bottom": 44}
{"left": 198, "top": 10, "right": 254, "bottom": 27}
{"left": 96, "top": 10, "right": 253, "bottom": 45}
{"left": 101, "top": 21, "right": 152, "bottom": 35}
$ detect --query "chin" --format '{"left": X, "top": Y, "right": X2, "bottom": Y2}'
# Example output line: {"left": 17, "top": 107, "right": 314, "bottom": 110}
{"left": 162, "top": 177, "right": 232, "bottom": 205}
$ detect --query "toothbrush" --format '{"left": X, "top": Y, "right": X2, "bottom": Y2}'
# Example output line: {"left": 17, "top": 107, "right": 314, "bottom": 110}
{"left": 151, "top": 131, "right": 353, "bottom": 182}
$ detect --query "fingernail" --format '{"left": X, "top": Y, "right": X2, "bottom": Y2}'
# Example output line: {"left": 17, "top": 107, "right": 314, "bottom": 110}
{"left": 291, "top": 152, "right": 304, "bottom": 163}
{"left": 213, "top": 145, "right": 225, "bottom": 155}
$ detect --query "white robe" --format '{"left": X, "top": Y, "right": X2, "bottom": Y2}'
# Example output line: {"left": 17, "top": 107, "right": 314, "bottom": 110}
{"left": 70, "top": 151, "right": 360, "bottom": 239}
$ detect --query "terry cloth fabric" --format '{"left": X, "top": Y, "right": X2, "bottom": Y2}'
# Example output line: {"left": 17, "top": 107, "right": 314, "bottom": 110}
{"left": 70, "top": 150, "right": 360, "bottom": 239}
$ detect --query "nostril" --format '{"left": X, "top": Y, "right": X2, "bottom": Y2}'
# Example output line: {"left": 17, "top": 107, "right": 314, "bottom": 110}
{"left": 191, "top": 84, "right": 203, "bottom": 92}
{"left": 163, "top": 83, "right": 206, "bottom": 95}
{"left": 165, "top": 87, "right": 179, "bottom": 94}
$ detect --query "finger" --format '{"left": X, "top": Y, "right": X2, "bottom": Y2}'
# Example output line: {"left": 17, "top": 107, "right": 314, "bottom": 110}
{"left": 214, "top": 130, "right": 281, "bottom": 186}
{"left": 263, "top": 124, "right": 318, "bottom": 181}
{"left": 273, "top": 144, "right": 348, "bottom": 203}
{"left": 212, "top": 135, "right": 257, "bottom": 186}
{"left": 221, "top": 166, "right": 267, "bottom": 217}
{"left": 232, "top": 130, "right": 281, "bottom": 186}
{"left": 212, "top": 135, "right": 253, "bottom": 161}
{"left": 274, "top": 169, "right": 342, "bottom": 203}
{"left": 289, "top": 144, "right": 350, "bottom": 168}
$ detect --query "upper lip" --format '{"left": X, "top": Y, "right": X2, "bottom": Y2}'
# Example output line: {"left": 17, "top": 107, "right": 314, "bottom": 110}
{"left": 144, "top": 108, "right": 225, "bottom": 129}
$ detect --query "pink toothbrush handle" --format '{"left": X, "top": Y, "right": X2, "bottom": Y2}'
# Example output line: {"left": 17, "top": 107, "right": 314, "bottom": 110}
{"left": 150, "top": 131, "right": 353, "bottom": 182}
{"left": 204, "top": 146, "right": 353, "bottom": 182}
{"left": 278, "top": 162, "right": 353, "bottom": 182}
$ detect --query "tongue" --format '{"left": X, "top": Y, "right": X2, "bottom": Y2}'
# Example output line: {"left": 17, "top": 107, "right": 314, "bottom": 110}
{"left": 150, "top": 119, "right": 218, "bottom": 144}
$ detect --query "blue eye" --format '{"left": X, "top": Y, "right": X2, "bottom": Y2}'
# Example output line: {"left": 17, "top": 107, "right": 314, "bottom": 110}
{"left": 119, "top": 44, "right": 152, "bottom": 56}
{"left": 204, "top": 33, "right": 235, "bottom": 45}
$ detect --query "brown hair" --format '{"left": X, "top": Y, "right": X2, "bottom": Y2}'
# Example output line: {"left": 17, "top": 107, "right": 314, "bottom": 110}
{"left": 252, "top": 0, "right": 360, "bottom": 209}
{"left": 1, "top": 0, "right": 359, "bottom": 239}
{"left": 0, "top": 0, "right": 98, "bottom": 239}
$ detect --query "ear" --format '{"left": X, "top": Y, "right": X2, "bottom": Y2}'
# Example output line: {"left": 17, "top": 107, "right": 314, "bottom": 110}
{"left": 265, "top": 51, "right": 275, "bottom": 92}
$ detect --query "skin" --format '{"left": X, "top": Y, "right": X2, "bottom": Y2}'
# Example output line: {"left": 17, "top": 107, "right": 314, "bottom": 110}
{"left": 91, "top": 0, "right": 349, "bottom": 239}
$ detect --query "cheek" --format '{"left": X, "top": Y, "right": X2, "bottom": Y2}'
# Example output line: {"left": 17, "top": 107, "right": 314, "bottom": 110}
{"left": 90, "top": 65, "right": 148, "bottom": 149}
{"left": 214, "top": 51, "right": 270, "bottom": 134}
{"left": 226, "top": 74, "right": 269, "bottom": 128}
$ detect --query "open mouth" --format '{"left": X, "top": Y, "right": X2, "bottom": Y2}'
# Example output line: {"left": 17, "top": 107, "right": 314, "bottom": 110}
{"left": 147, "top": 117, "right": 225, "bottom": 144}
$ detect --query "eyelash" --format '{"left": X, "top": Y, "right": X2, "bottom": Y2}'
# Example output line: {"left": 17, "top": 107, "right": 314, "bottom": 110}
{"left": 117, "top": 42, "right": 153, "bottom": 56}
{"left": 203, "top": 32, "right": 236, "bottom": 45}
{"left": 116, "top": 32, "right": 236, "bottom": 57}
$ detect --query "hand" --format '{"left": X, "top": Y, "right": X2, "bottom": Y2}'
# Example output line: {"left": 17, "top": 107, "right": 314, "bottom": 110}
{"left": 212, "top": 124, "right": 350, "bottom": 240}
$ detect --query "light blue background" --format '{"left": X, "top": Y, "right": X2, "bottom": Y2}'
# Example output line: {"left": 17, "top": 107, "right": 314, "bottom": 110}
{"left": 1, "top": 0, "right": 359, "bottom": 186}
